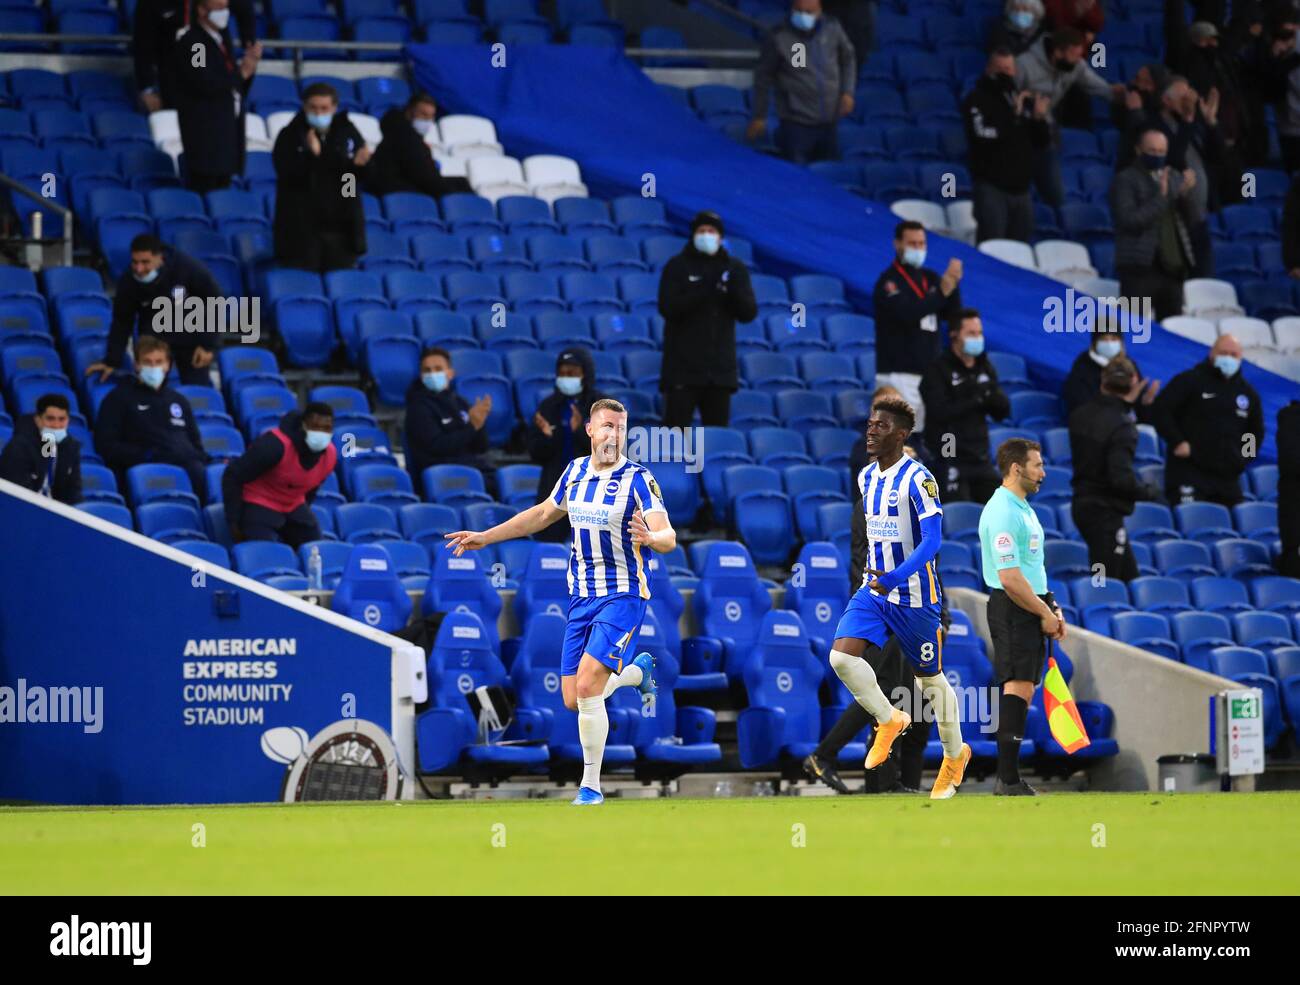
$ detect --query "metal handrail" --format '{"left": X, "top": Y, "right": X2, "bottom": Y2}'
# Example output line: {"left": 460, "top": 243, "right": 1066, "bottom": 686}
{"left": 0, "top": 172, "right": 72, "bottom": 267}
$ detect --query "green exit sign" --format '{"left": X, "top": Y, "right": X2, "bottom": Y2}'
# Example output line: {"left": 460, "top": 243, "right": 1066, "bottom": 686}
{"left": 1231, "top": 697, "right": 1260, "bottom": 719}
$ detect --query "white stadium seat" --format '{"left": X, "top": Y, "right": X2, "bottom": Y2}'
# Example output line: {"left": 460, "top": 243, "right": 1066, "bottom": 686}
{"left": 266, "top": 111, "right": 295, "bottom": 144}
{"left": 1217, "top": 316, "right": 1276, "bottom": 349}
{"left": 1272, "top": 316, "right": 1300, "bottom": 353}
{"left": 978, "top": 238, "right": 1037, "bottom": 270}
{"left": 1182, "top": 278, "right": 1245, "bottom": 321}
{"left": 245, "top": 114, "right": 272, "bottom": 152}
{"left": 466, "top": 155, "right": 531, "bottom": 202}
{"left": 437, "top": 115, "right": 503, "bottom": 156}
{"left": 149, "top": 109, "right": 179, "bottom": 144}
{"left": 945, "top": 200, "right": 976, "bottom": 244}
{"left": 421, "top": 123, "right": 444, "bottom": 151}
{"left": 523, "top": 155, "right": 587, "bottom": 202}
{"left": 1248, "top": 351, "right": 1300, "bottom": 380}
{"left": 432, "top": 153, "right": 468, "bottom": 177}
{"left": 1077, "top": 276, "right": 1120, "bottom": 298}
{"left": 1161, "top": 316, "right": 1218, "bottom": 346}
{"left": 349, "top": 112, "right": 383, "bottom": 150}
{"left": 1034, "top": 239, "right": 1097, "bottom": 284}
{"left": 889, "top": 199, "right": 948, "bottom": 233}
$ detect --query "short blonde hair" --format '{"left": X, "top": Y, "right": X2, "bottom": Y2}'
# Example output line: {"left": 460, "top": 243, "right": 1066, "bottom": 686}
{"left": 589, "top": 398, "right": 626, "bottom": 417}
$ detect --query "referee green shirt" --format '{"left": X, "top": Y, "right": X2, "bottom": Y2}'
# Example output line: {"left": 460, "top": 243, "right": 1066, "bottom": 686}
{"left": 978, "top": 485, "right": 1048, "bottom": 594}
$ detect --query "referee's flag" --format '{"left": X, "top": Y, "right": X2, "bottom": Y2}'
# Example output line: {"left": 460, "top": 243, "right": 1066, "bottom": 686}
{"left": 1043, "top": 656, "right": 1090, "bottom": 754}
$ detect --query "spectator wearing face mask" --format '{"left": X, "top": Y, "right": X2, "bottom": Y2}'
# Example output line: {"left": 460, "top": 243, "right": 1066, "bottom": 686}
{"left": 364, "top": 91, "right": 474, "bottom": 199}
{"left": 1110, "top": 128, "right": 1203, "bottom": 321}
{"left": 1152, "top": 334, "right": 1264, "bottom": 506}
{"left": 94, "top": 337, "right": 209, "bottom": 498}
{"left": 963, "top": 48, "right": 1051, "bottom": 243}
{"left": 85, "top": 234, "right": 223, "bottom": 387}
{"left": 222, "top": 402, "right": 335, "bottom": 546}
{"left": 1016, "top": 27, "right": 1128, "bottom": 206}
{"left": 403, "top": 347, "right": 492, "bottom": 489}
{"left": 133, "top": 0, "right": 254, "bottom": 112}
{"left": 657, "top": 211, "right": 758, "bottom": 429}
{"left": 919, "top": 309, "right": 1010, "bottom": 504}
{"left": 0, "top": 393, "right": 82, "bottom": 505}
{"left": 171, "top": 0, "right": 261, "bottom": 193}
{"left": 872, "top": 220, "right": 963, "bottom": 435}
{"left": 987, "top": 0, "right": 1048, "bottom": 55}
{"left": 528, "top": 347, "right": 608, "bottom": 543}
{"left": 273, "top": 82, "right": 370, "bottom": 273}
{"left": 1062, "top": 330, "right": 1160, "bottom": 421}
{"left": 1068, "top": 356, "right": 1164, "bottom": 582}
{"left": 747, "top": 0, "right": 857, "bottom": 164}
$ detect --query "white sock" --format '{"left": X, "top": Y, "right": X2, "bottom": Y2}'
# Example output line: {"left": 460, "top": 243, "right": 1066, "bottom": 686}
{"left": 920, "top": 673, "right": 964, "bottom": 759}
{"left": 601, "top": 663, "right": 643, "bottom": 699}
{"left": 576, "top": 695, "right": 608, "bottom": 792}
{"left": 829, "top": 649, "right": 895, "bottom": 725}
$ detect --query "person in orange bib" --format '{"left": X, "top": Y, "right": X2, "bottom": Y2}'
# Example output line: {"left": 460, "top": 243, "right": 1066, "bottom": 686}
{"left": 222, "top": 402, "right": 337, "bottom": 547}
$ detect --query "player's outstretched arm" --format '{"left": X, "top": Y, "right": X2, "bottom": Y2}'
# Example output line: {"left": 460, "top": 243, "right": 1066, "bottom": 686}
{"left": 628, "top": 508, "right": 676, "bottom": 554}
{"left": 445, "top": 500, "right": 566, "bottom": 555}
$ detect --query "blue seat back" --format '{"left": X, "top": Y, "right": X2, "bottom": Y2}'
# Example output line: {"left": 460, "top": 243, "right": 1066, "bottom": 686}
{"left": 741, "top": 611, "right": 823, "bottom": 745}
{"left": 331, "top": 543, "right": 413, "bottom": 631}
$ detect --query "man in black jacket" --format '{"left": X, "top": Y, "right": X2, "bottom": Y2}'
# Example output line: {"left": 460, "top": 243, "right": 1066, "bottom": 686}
{"left": 919, "top": 308, "right": 1011, "bottom": 504}
{"left": 657, "top": 211, "right": 758, "bottom": 429}
{"left": 86, "top": 234, "right": 223, "bottom": 387}
{"left": 1284, "top": 172, "right": 1300, "bottom": 279}
{"left": 1152, "top": 333, "right": 1265, "bottom": 506}
{"left": 222, "top": 405, "right": 336, "bottom": 546}
{"left": 1062, "top": 329, "right": 1160, "bottom": 421}
{"left": 872, "top": 220, "right": 963, "bottom": 435}
{"left": 527, "top": 347, "right": 607, "bottom": 542}
{"left": 1278, "top": 399, "right": 1300, "bottom": 578}
{"left": 403, "top": 347, "right": 491, "bottom": 491}
{"left": 172, "top": 0, "right": 261, "bottom": 193}
{"left": 364, "top": 92, "right": 473, "bottom": 199}
{"left": 1068, "top": 356, "right": 1162, "bottom": 581}
{"left": 133, "top": 0, "right": 254, "bottom": 111}
{"left": 273, "top": 83, "right": 370, "bottom": 273}
{"left": 963, "top": 48, "right": 1051, "bottom": 243}
{"left": 0, "top": 393, "right": 82, "bottom": 504}
{"left": 93, "top": 337, "right": 209, "bottom": 498}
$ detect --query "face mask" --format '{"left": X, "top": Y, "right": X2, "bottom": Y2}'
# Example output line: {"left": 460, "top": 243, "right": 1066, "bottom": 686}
{"left": 962, "top": 335, "right": 985, "bottom": 357}
{"left": 134, "top": 267, "right": 159, "bottom": 284}
{"left": 306, "top": 112, "right": 333, "bottom": 130}
{"left": 304, "top": 430, "right": 333, "bottom": 453}
{"left": 422, "top": 371, "right": 448, "bottom": 392}
{"left": 140, "top": 366, "right": 166, "bottom": 389}
{"left": 556, "top": 375, "right": 583, "bottom": 397}
{"left": 412, "top": 118, "right": 434, "bottom": 136}
{"left": 1140, "top": 153, "right": 1167, "bottom": 171}
{"left": 206, "top": 7, "right": 230, "bottom": 29}
{"left": 1053, "top": 57, "right": 1074, "bottom": 72}
{"left": 1009, "top": 10, "right": 1035, "bottom": 29}
{"left": 693, "top": 232, "right": 720, "bottom": 255}
{"left": 41, "top": 428, "right": 67, "bottom": 445}
{"left": 1095, "top": 339, "right": 1122, "bottom": 360}
{"left": 902, "top": 247, "right": 926, "bottom": 268}
{"left": 1214, "top": 355, "right": 1241, "bottom": 377}
{"left": 790, "top": 11, "right": 817, "bottom": 30}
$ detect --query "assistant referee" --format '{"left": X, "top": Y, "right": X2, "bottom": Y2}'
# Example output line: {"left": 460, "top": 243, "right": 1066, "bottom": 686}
{"left": 977, "top": 438, "right": 1066, "bottom": 796}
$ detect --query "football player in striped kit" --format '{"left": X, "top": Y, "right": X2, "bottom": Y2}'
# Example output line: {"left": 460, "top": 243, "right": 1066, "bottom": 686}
{"left": 445, "top": 398, "right": 674, "bottom": 805}
{"left": 829, "top": 397, "right": 972, "bottom": 799}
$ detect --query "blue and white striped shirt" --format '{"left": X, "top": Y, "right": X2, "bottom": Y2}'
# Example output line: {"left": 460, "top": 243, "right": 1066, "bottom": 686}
{"left": 549, "top": 455, "right": 666, "bottom": 599}
{"left": 858, "top": 455, "right": 944, "bottom": 608}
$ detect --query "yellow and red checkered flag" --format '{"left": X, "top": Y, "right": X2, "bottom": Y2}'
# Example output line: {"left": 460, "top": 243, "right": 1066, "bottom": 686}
{"left": 1042, "top": 653, "right": 1090, "bottom": 754}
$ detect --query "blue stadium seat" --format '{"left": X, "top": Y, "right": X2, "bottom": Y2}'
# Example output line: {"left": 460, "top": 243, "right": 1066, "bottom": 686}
{"left": 689, "top": 542, "right": 774, "bottom": 681}
{"left": 1251, "top": 578, "right": 1300, "bottom": 614}
{"left": 1125, "top": 502, "right": 1179, "bottom": 543}
{"left": 232, "top": 541, "right": 302, "bottom": 581}
{"left": 421, "top": 548, "right": 503, "bottom": 652}
{"left": 298, "top": 540, "right": 353, "bottom": 589}
{"left": 784, "top": 540, "right": 849, "bottom": 657}
{"left": 1189, "top": 575, "right": 1253, "bottom": 615}
{"left": 350, "top": 463, "right": 420, "bottom": 511}
{"left": 1175, "top": 502, "right": 1237, "bottom": 544}
{"left": 417, "top": 611, "right": 550, "bottom": 773}
{"left": 1069, "top": 576, "right": 1133, "bottom": 633}
{"left": 125, "top": 463, "right": 200, "bottom": 509}
{"left": 135, "top": 502, "right": 207, "bottom": 543}
{"left": 736, "top": 611, "right": 826, "bottom": 767}
{"left": 330, "top": 543, "right": 412, "bottom": 632}
{"left": 1214, "top": 538, "right": 1276, "bottom": 579}
{"left": 1129, "top": 576, "right": 1193, "bottom": 616}
{"left": 1172, "top": 611, "right": 1236, "bottom": 669}
{"left": 334, "top": 502, "right": 401, "bottom": 543}
{"left": 399, "top": 502, "right": 461, "bottom": 556}
{"left": 511, "top": 542, "right": 570, "bottom": 626}
{"left": 1152, "top": 538, "right": 1217, "bottom": 581}
{"left": 1232, "top": 610, "right": 1295, "bottom": 653}
{"left": 1109, "top": 611, "right": 1179, "bottom": 661}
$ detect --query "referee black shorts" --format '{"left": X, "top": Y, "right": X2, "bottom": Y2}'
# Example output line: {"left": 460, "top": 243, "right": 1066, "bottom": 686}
{"left": 986, "top": 588, "right": 1054, "bottom": 686}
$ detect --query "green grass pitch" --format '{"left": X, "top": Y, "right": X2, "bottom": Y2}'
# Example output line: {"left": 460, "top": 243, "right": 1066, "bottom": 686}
{"left": 2, "top": 791, "right": 1297, "bottom": 895}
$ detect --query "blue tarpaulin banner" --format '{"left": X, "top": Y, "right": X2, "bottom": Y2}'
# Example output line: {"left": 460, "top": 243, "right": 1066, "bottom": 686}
{"left": 408, "top": 43, "right": 1293, "bottom": 461}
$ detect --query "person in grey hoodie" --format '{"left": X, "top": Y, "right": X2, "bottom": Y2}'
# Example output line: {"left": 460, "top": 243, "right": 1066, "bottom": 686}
{"left": 747, "top": 0, "right": 857, "bottom": 164}
{"left": 1015, "top": 26, "right": 1127, "bottom": 205}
